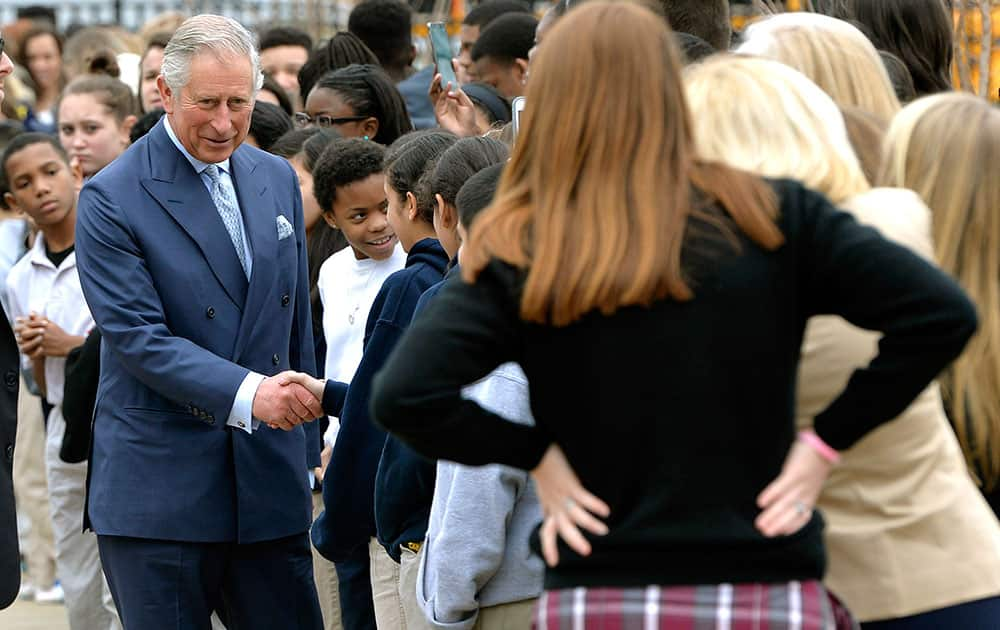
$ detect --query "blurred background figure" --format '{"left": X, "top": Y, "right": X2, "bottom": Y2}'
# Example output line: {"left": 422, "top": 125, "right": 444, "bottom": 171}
{"left": 259, "top": 26, "right": 313, "bottom": 111}
{"left": 17, "top": 25, "right": 63, "bottom": 134}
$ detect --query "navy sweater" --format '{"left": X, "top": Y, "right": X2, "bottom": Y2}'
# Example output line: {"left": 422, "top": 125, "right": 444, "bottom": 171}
{"left": 311, "top": 238, "right": 449, "bottom": 563}
{"left": 373, "top": 262, "right": 460, "bottom": 561}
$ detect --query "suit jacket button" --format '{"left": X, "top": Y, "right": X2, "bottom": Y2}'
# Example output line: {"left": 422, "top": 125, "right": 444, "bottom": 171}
{"left": 4, "top": 371, "right": 15, "bottom": 389}
{"left": 272, "top": 354, "right": 280, "bottom": 365}
{"left": 4, "top": 444, "right": 12, "bottom": 461}
{"left": 281, "top": 294, "right": 290, "bottom": 307}
{"left": 206, "top": 307, "right": 216, "bottom": 319}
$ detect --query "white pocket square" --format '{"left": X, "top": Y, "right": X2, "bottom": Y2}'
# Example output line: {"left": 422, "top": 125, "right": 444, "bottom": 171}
{"left": 276, "top": 215, "right": 294, "bottom": 240}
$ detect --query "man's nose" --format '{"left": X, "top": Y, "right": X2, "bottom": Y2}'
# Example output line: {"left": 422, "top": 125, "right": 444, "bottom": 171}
{"left": 211, "top": 105, "right": 232, "bottom": 133}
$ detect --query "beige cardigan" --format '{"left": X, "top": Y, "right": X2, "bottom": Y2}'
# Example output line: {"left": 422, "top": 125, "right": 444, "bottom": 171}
{"left": 796, "top": 188, "right": 1000, "bottom": 621}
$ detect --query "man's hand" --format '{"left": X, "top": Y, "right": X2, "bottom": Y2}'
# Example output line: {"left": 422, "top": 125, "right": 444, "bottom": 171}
{"left": 21, "top": 316, "right": 85, "bottom": 358}
{"left": 252, "top": 375, "right": 323, "bottom": 431}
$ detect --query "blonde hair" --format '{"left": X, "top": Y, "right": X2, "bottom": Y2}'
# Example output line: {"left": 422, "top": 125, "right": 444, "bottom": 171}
{"left": 739, "top": 13, "right": 901, "bottom": 121}
{"left": 463, "top": 1, "right": 783, "bottom": 326}
{"left": 881, "top": 92, "right": 1000, "bottom": 488}
{"left": 685, "top": 55, "right": 869, "bottom": 205}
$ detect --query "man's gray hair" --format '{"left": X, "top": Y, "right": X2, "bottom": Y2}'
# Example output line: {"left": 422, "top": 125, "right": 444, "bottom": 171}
{"left": 161, "top": 14, "right": 264, "bottom": 93}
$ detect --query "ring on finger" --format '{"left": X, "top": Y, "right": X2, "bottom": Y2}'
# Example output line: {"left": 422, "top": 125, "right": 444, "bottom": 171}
{"left": 564, "top": 497, "right": 576, "bottom": 511}
{"left": 794, "top": 500, "right": 810, "bottom": 517}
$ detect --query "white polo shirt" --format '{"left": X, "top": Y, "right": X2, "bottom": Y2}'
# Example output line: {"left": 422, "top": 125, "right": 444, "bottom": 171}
{"left": 6, "top": 233, "right": 94, "bottom": 406}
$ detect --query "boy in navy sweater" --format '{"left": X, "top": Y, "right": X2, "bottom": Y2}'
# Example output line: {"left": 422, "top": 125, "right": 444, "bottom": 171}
{"left": 303, "top": 134, "right": 449, "bottom": 629}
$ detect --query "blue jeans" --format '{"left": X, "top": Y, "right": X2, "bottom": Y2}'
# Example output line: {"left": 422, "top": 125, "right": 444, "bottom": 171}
{"left": 862, "top": 596, "right": 1000, "bottom": 630}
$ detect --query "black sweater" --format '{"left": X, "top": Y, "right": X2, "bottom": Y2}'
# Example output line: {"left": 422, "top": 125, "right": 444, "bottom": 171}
{"left": 371, "top": 180, "right": 978, "bottom": 589}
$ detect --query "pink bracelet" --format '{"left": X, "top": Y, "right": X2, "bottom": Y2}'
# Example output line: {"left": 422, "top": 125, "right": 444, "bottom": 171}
{"left": 798, "top": 430, "right": 841, "bottom": 465}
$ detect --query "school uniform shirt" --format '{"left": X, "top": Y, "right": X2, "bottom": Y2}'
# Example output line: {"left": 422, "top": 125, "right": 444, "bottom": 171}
{"left": 317, "top": 244, "right": 406, "bottom": 448}
{"left": 6, "top": 233, "right": 94, "bottom": 406}
{"left": 796, "top": 188, "right": 1000, "bottom": 621}
{"left": 312, "top": 237, "right": 449, "bottom": 563}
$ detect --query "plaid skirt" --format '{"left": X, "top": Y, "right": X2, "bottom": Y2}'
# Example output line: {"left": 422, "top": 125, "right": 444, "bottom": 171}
{"left": 533, "top": 581, "right": 855, "bottom": 630}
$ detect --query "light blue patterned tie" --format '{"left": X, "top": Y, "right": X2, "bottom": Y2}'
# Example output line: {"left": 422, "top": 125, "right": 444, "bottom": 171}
{"left": 204, "top": 164, "right": 249, "bottom": 277}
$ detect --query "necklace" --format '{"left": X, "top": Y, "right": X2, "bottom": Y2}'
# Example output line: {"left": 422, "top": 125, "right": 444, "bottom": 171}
{"left": 348, "top": 264, "right": 378, "bottom": 326}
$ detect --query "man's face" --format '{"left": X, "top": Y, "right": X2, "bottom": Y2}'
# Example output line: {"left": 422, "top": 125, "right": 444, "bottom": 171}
{"left": 456, "top": 24, "right": 480, "bottom": 84}
{"left": 260, "top": 45, "right": 309, "bottom": 109}
{"left": 0, "top": 48, "right": 13, "bottom": 105}
{"left": 3, "top": 143, "right": 81, "bottom": 228}
{"left": 474, "top": 56, "right": 527, "bottom": 100}
{"left": 159, "top": 52, "right": 255, "bottom": 164}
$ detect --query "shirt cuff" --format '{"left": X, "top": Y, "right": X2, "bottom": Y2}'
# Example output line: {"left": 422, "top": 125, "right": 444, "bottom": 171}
{"left": 228, "top": 371, "right": 266, "bottom": 434}
{"left": 323, "top": 418, "right": 339, "bottom": 449}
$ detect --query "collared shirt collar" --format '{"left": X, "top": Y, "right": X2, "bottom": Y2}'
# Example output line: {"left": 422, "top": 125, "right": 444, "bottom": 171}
{"left": 28, "top": 231, "right": 74, "bottom": 271}
{"left": 163, "top": 116, "right": 231, "bottom": 176}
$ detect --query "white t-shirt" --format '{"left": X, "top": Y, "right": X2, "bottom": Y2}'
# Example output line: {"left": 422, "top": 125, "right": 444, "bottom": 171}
{"left": 318, "top": 244, "right": 406, "bottom": 446}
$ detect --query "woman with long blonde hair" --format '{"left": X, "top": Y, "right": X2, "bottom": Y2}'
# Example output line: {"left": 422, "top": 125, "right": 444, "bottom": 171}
{"left": 738, "top": 13, "right": 901, "bottom": 121}
{"left": 369, "top": 3, "right": 977, "bottom": 627}
{"left": 687, "top": 55, "right": 1000, "bottom": 629}
{"left": 882, "top": 93, "right": 1000, "bottom": 520}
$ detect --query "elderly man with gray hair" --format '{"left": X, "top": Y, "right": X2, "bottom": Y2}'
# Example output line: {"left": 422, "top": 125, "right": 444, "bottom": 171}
{"left": 75, "top": 14, "right": 325, "bottom": 630}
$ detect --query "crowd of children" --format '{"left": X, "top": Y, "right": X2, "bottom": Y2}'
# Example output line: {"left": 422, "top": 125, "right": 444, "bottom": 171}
{"left": 1, "top": 1, "right": 1000, "bottom": 629}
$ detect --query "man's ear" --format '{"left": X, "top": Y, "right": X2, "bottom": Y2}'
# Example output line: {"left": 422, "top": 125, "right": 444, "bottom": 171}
{"left": 514, "top": 58, "right": 529, "bottom": 85}
{"left": 157, "top": 76, "right": 174, "bottom": 114}
{"left": 408, "top": 44, "right": 417, "bottom": 67}
{"left": 3, "top": 192, "right": 21, "bottom": 215}
{"left": 405, "top": 191, "right": 419, "bottom": 221}
{"left": 362, "top": 117, "right": 379, "bottom": 140}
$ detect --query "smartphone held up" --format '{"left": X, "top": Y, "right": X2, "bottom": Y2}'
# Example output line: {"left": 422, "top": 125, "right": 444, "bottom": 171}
{"left": 428, "top": 22, "right": 460, "bottom": 92}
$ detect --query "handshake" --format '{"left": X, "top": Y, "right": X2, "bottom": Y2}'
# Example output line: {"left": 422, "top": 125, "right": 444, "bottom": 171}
{"left": 251, "top": 371, "right": 328, "bottom": 431}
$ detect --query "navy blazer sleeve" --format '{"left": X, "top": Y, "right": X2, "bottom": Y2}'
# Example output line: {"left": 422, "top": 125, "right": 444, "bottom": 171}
{"left": 76, "top": 178, "right": 251, "bottom": 421}
{"left": 286, "top": 170, "right": 322, "bottom": 468}
{"left": 312, "top": 315, "right": 404, "bottom": 562}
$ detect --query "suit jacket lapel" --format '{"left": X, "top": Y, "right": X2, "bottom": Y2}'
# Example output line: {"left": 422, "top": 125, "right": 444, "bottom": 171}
{"left": 140, "top": 122, "right": 248, "bottom": 311}
{"left": 230, "top": 147, "right": 278, "bottom": 362}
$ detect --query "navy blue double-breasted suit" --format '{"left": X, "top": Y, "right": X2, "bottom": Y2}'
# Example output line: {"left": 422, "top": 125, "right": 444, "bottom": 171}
{"left": 75, "top": 119, "right": 322, "bottom": 629}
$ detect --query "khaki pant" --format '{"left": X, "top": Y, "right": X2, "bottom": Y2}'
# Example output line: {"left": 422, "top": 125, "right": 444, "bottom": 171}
{"left": 13, "top": 381, "right": 56, "bottom": 590}
{"left": 474, "top": 599, "right": 537, "bottom": 630}
{"left": 45, "top": 405, "right": 121, "bottom": 630}
{"left": 369, "top": 538, "right": 432, "bottom": 630}
{"left": 312, "top": 492, "right": 343, "bottom": 630}
{"left": 398, "top": 544, "right": 432, "bottom": 630}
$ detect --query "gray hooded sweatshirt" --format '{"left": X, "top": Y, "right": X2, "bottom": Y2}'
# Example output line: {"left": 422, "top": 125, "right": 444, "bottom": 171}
{"left": 416, "top": 362, "right": 544, "bottom": 628}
